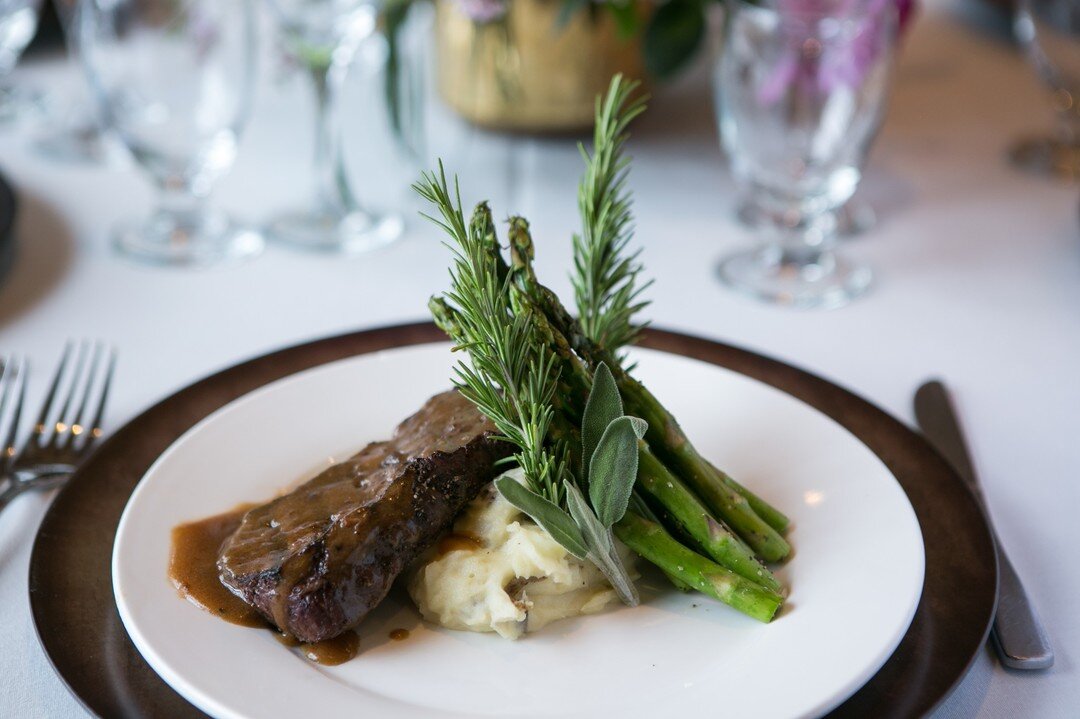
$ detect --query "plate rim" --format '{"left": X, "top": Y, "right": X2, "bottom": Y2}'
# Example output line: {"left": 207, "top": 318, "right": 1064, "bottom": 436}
{"left": 28, "top": 322, "right": 997, "bottom": 719}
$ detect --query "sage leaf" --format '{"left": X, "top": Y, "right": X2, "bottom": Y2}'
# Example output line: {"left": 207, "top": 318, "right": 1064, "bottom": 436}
{"left": 589, "top": 415, "right": 647, "bottom": 527}
{"left": 565, "top": 480, "right": 615, "bottom": 558}
{"left": 495, "top": 473, "right": 588, "bottom": 559}
{"left": 565, "top": 482, "right": 640, "bottom": 607}
{"left": 582, "top": 362, "right": 622, "bottom": 479}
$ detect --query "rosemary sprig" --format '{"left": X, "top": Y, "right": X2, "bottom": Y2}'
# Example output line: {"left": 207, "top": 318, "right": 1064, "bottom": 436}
{"left": 415, "top": 164, "right": 642, "bottom": 606}
{"left": 415, "top": 166, "right": 567, "bottom": 507}
{"left": 572, "top": 74, "right": 652, "bottom": 355}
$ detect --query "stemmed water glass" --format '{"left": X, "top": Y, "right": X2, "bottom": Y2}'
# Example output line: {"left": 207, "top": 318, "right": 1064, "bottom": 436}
{"left": 0, "top": 0, "right": 43, "bottom": 124}
{"left": 34, "top": 0, "right": 105, "bottom": 163}
{"left": 266, "top": 0, "right": 404, "bottom": 254}
{"left": 714, "top": 0, "right": 896, "bottom": 309}
{"left": 77, "top": 0, "right": 262, "bottom": 266}
{"left": 1010, "top": 0, "right": 1080, "bottom": 179}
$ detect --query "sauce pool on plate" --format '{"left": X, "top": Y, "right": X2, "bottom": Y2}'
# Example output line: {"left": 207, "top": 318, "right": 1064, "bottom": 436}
{"left": 169, "top": 505, "right": 264, "bottom": 628}
{"left": 169, "top": 505, "right": 361, "bottom": 665}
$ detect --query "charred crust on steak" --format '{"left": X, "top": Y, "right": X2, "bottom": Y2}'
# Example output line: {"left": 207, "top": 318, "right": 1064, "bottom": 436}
{"left": 217, "top": 390, "right": 510, "bottom": 642}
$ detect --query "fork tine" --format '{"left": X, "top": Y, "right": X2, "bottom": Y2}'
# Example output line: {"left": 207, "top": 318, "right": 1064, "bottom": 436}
{"left": 32, "top": 342, "right": 74, "bottom": 441}
{"left": 83, "top": 348, "right": 115, "bottom": 450}
{"left": 63, "top": 343, "right": 104, "bottom": 449}
{"left": 68, "top": 343, "right": 101, "bottom": 427}
{"left": 49, "top": 341, "right": 91, "bottom": 443}
{"left": 1, "top": 357, "right": 27, "bottom": 470}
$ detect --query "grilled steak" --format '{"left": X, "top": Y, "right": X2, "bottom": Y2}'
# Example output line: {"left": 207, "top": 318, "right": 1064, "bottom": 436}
{"left": 217, "top": 390, "right": 509, "bottom": 642}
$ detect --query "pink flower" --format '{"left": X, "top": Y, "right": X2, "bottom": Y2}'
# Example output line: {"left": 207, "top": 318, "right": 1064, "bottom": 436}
{"left": 756, "top": 0, "right": 912, "bottom": 105}
{"left": 454, "top": 0, "right": 508, "bottom": 24}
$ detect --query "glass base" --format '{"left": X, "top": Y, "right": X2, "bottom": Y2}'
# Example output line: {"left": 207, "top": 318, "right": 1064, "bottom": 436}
{"left": 114, "top": 210, "right": 264, "bottom": 267}
{"left": 34, "top": 125, "right": 106, "bottom": 165}
{"left": 1008, "top": 136, "right": 1080, "bottom": 179}
{"left": 268, "top": 207, "right": 404, "bottom": 255}
{"left": 737, "top": 197, "right": 876, "bottom": 237}
{"left": 0, "top": 84, "right": 47, "bottom": 125}
{"left": 717, "top": 246, "right": 872, "bottom": 309}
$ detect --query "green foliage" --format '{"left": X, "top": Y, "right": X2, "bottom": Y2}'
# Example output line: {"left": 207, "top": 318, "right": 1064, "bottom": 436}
{"left": 415, "top": 167, "right": 570, "bottom": 508}
{"left": 416, "top": 144, "right": 648, "bottom": 605}
{"left": 573, "top": 75, "right": 653, "bottom": 355}
{"left": 644, "top": 0, "right": 709, "bottom": 79}
{"left": 581, "top": 361, "right": 623, "bottom": 477}
{"left": 589, "top": 415, "right": 646, "bottom": 526}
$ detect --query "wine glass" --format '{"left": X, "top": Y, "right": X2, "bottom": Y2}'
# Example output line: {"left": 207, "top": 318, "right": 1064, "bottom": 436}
{"left": 76, "top": 0, "right": 262, "bottom": 266}
{"left": 34, "top": 0, "right": 105, "bottom": 163}
{"left": 1010, "top": 0, "right": 1080, "bottom": 179}
{"left": 714, "top": 0, "right": 896, "bottom": 309}
{"left": 266, "top": 0, "right": 404, "bottom": 254}
{"left": 0, "top": 0, "right": 44, "bottom": 124}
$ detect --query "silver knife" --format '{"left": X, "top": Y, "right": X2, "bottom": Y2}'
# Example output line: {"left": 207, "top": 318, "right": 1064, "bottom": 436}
{"left": 914, "top": 380, "right": 1054, "bottom": 670}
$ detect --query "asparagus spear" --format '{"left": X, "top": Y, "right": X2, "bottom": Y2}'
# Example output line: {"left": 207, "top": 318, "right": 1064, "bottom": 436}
{"left": 509, "top": 216, "right": 779, "bottom": 576}
{"left": 713, "top": 463, "right": 791, "bottom": 534}
{"left": 630, "top": 491, "right": 693, "bottom": 592}
{"left": 637, "top": 446, "right": 780, "bottom": 591}
{"left": 617, "top": 372, "right": 792, "bottom": 562}
{"left": 420, "top": 182, "right": 784, "bottom": 619}
{"left": 567, "top": 74, "right": 793, "bottom": 555}
{"left": 507, "top": 220, "right": 792, "bottom": 563}
{"left": 436, "top": 286, "right": 779, "bottom": 591}
{"left": 615, "top": 511, "right": 784, "bottom": 623}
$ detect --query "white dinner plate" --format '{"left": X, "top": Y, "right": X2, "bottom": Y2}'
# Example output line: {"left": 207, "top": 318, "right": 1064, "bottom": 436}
{"left": 113, "top": 343, "right": 925, "bottom": 719}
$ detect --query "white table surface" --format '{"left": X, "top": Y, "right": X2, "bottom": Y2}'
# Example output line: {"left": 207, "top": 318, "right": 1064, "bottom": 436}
{"left": 1, "top": 1, "right": 1077, "bottom": 717}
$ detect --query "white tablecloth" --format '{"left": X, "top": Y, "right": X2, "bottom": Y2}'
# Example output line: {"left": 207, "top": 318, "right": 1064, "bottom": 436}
{"left": 1, "top": 1, "right": 1076, "bottom": 716}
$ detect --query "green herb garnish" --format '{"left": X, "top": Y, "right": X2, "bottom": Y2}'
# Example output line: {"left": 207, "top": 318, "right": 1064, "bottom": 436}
{"left": 415, "top": 167, "right": 643, "bottom": 605}
{"left": 415, "top": 75, "right": 788, "bottom": 623}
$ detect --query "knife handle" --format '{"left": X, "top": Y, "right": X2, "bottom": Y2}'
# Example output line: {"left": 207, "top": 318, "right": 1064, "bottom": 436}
{"left": 992, "top": 544, "right": 1054, "bottom": 670}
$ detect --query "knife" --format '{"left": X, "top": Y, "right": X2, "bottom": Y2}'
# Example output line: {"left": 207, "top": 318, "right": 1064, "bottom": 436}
{"left": 914, "top": 380, "right": 1054, "bottom": 670}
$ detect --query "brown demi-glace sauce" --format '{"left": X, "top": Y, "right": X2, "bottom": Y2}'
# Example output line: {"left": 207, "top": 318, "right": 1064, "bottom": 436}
{"left": 169, "top": 505, "right": 263, "bottom": 628}
{"left": 169, "top": 506, "right": 359, "bottom": 665}
{"left": 301, "top": 631, "right": 360, "bottom": 665}
{"left": 435, "top": 531, "right": 483, "bottom": 557}
{"left": 389, "top": 628, "right": 410, "bottom": 641}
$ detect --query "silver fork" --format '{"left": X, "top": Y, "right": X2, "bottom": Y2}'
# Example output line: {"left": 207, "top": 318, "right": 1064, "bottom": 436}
{"left": 0, "top": 342, "right": 116, "bottom": 514}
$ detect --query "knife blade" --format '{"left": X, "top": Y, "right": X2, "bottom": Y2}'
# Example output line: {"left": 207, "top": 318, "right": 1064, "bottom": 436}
{"left": 914, "top": 380, "right": 1054, "bottom": 670}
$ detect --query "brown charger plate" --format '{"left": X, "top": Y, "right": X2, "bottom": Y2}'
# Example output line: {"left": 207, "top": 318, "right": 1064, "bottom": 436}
{"left": 28, "top": 323, "right": 997, "bottom": 719}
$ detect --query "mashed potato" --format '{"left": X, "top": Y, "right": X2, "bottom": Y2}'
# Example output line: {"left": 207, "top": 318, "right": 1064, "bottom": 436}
{"left": 408, "top": 472, "right": 636, "bottom": 639}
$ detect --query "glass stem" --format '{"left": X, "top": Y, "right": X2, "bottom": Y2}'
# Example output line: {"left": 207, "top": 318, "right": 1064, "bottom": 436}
{"left": 155, "top": 181, "right": 207, "bottom": 231}
{"left": 308, "top": 59, "right": 356, "bottom": 217}
{"left": 763, "top": 206, "right": 839, "bottom": 271}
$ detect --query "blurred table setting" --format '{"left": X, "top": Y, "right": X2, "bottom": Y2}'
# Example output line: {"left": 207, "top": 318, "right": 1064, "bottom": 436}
{"left": 0, "top": 0, "right": 1078, "bottom": 716}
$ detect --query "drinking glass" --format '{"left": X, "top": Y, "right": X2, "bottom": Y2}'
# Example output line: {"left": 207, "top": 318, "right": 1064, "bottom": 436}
{"left": 1011, "top": 0, "right": 1080, "bottom": 179}
{"left": 714, "top": 0, "right": 896, "bottom": 308}
{"left": 266, "top": 0, "right": 404, "bottom": 254}
{"left": 77, "top": 0, "right": 262, "bottom": 266}
{"left": 34, "top": 0, "right": 105, "bottom": 163}
{"left": 0, "top": 0, "right": 43, "bottom": 124}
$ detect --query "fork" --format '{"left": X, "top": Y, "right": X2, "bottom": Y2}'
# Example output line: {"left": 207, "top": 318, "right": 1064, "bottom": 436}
{"left": 0, "top": 342, "right": 115, "bottom": 514}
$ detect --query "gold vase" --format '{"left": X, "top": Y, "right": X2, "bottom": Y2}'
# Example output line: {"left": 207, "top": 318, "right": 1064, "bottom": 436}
{"left": 435, "top": 0, "right": 646, "bottom": 132}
